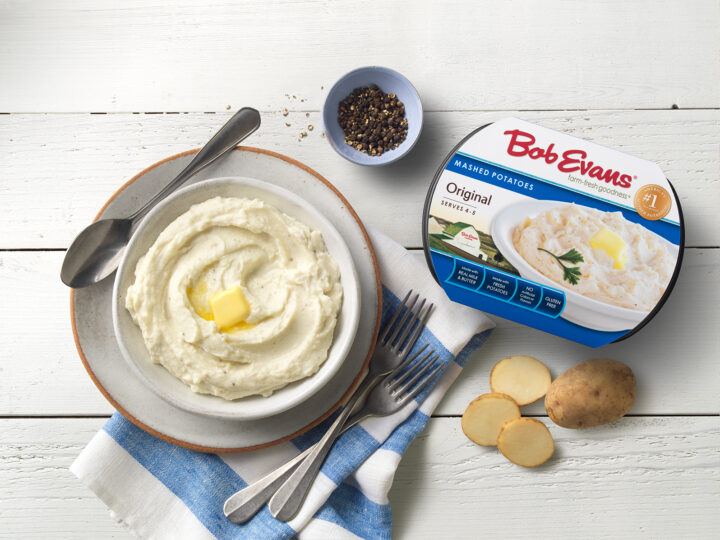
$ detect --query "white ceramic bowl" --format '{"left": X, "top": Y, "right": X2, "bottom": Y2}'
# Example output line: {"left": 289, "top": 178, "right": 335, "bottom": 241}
{"left": 112, "top": 177, "right": 361, "bottom": 420}
{"left": 491, "top": 200, "right": 678, "bottom": 332}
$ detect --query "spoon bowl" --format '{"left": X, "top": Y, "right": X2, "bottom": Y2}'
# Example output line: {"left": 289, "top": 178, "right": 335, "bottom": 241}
{"left": 61, "top": 107, "right": 261, "bottom": 288}
{"left": 61, "top": 218, "right": 132, "bottom": 288}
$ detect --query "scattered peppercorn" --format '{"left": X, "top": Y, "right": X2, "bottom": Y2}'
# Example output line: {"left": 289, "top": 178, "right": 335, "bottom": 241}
{"left": 308, "top": 125, "right": 314, "bottom": 131}
{"left": 337, "top": 85, "right": 408, "bottom": 156}
{"left": 282, "top": 108, "right": 289, "bottom": 116}
{"left": 285, "top": 122, "right": 291, "bottom": 127}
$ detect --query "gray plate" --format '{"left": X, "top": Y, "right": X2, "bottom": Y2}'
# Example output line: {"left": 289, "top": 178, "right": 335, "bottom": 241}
{"left": 71, "top": 147, "right": 380, "bottom": 452}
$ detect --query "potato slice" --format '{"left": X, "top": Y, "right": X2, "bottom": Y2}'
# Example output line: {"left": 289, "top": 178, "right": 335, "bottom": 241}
{"left": 497, "top": 417, "right": 554, "bottom": 467}
{"left": 490, "top": 355, "right": 551, "bottom": 406}
{"left": 461, "top": 393, "right": 521, "bottom": 446}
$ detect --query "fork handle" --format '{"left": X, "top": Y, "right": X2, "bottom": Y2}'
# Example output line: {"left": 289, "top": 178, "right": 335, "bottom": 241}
{"left": 223, "top": 374, "right": 377, "bottom": 524}
{"left": 268, "top": 373, "right": 381, "bottom": 521}
{"left": 224, "top": 449, "right": 308, "bottom": 523}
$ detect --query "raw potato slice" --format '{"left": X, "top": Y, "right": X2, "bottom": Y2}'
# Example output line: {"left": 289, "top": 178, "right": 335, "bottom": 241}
{"left": 497, "top": 417, "right": 554, "bottom": 467}
{"left": 461, "top": 393, "right": 521, "bottom": 446}
{"left": 490, "top": 355, "right": 551, "bottom": 406}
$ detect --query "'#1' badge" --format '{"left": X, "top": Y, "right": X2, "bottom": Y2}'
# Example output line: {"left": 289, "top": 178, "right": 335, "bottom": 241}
{"left": 634, "top": 184, "right": 672, "bottom": 220}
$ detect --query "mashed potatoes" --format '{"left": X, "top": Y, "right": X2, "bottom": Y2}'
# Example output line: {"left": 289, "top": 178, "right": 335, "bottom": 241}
{"left": 512, "top": 204, "right": 673, "bottom": 311}
{"left": 125, "top": 196, "right": 343, "bottom": 400}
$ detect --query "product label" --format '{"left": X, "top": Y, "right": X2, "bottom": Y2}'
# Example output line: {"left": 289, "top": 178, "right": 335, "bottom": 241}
{"left": 426, "top": 118, "right": 682, "bottom": 347}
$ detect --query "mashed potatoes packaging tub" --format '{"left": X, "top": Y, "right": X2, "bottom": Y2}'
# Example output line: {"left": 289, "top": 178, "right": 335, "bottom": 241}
{"left": 423, "top": 118, "right": 684, "bottom": 347}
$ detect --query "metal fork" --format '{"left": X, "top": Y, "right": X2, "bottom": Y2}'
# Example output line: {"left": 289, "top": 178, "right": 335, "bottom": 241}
{"left": 224, "top": 346, "right": 442, "bottom": 524}
{"left": 224, "top": 291, "right": 434, "bottom": 523}
{"left": 268, "top": 346, "right": 443, "bottom": 520}
{"left": 267, "top": 297, "right": 440, "bottom": 521}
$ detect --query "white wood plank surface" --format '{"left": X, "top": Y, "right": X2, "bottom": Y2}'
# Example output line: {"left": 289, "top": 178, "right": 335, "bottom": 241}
{"left": 389, "top": 416, "right": 720, "bottom": 539}
{"left": 1, "top": 0, "right": 718, "bottom": 112}
{"left": 1, "top": 417, "right": 718, "bottom": 539}
{"left": 1, "top": 0, "right": 718, "bottom": 537}
{"left": 0, "top": 419, "right": 133, "bottom": 538}
{"left": 1, "top": 248, "right": 717, "bottom": 417}
{"left": 2, "top": 110, "right": 718, "bottom": 249}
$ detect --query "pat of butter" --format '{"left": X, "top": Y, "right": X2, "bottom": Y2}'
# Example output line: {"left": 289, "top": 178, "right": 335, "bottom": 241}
{"left": 590, "top": 227, "right": 627, "bottom": 270}
{"left": 209, "top": 286, "right": 251, "bottom": 330}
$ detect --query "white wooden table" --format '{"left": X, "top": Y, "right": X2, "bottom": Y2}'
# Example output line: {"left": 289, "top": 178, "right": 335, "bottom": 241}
{"left": 1, "top": 1, "right": 719, "bottom": 538}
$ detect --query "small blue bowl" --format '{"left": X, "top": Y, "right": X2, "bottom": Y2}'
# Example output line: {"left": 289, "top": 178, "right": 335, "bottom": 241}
{"left": 323, "top": 66, "right": 423, "bottom": 166}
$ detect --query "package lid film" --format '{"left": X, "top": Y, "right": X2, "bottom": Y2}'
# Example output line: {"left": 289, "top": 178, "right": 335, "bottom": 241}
{"left": 423, "top": 118, "right": 684, "bottom": 347}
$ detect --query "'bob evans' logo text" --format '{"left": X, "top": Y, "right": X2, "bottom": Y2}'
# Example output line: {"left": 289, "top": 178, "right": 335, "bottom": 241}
{"left": 460, "top": 230, "right": 478, "bottom": 242}
{"left": 503, "top": 129, "right": 633, "bottom": 188}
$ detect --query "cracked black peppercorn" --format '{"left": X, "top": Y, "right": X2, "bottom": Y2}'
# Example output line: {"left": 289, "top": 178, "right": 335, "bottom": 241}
{"left": 337, "top": 85, "right": 408, "bottom": 156}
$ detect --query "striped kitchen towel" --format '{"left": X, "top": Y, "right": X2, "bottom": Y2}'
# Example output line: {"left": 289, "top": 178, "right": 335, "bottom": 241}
{"left": 71, "top": 228, "right": 495, "bottom": 539}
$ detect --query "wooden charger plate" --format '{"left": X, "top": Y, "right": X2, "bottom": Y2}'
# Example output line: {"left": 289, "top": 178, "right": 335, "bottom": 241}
{"left": 71, "top": 147, "right": 381, "bottom": 452}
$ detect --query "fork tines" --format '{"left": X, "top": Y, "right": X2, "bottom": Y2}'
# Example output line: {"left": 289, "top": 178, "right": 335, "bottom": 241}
{"left": 381, "top": 290, "right": 434, "bottom": 358}
{"left": 387, "top": 349, "right": 444, "bottom": 403}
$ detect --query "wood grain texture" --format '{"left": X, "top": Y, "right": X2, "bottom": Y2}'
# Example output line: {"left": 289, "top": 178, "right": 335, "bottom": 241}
{"left": 0, "top": 419, "right": 130, "bottom": 538}
{"left": 1, "top": 417, "right": 717, "bottom": 539}
{"left": 2, "top": 110, "right": 718, "bottom": 249}
{"left": 0, "top": 0, "right": 718, "bottom": 112}
{"left": 1, "top": 1, "right": 718, "bottom": 536}
{"left": 389, "top": 416, "right": 720, "bottom": 539}
{"left": 1, "top": 249, "right": 717, "bottom": 417}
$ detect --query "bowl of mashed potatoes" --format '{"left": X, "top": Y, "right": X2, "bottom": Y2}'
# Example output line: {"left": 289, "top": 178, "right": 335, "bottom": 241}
{"left": 112, "top": 177, "right": 360, "bottom": 419}
{"left": 492, "top": 201, "right": 678, "bottom": 332}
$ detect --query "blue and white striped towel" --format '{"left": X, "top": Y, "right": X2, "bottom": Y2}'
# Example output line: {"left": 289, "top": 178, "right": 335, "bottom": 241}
{"left": 71, "top": 228, "right": 494, "bottom": 539}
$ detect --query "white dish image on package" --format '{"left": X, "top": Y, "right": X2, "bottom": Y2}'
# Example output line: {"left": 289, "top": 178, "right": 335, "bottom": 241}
{"left": 492, "top": 201, "right": 678, "bottom": 332}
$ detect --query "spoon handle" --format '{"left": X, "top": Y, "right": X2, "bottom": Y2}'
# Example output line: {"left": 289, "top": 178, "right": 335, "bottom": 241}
{"left": 129, "top": 107, "right": 261, "bottom": 224}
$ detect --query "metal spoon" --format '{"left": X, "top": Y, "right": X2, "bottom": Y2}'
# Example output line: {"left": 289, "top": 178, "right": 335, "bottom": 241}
{"left": 60, "top": 107, "right": 261, "bottom": 288}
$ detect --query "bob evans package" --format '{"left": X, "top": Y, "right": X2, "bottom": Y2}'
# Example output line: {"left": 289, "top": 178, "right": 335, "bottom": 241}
{"left": 423, "top": 118, "right": 684, "bottom": 347}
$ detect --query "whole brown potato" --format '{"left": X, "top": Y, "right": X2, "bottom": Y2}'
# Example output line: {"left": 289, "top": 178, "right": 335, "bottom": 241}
{"left": 545, "top": 358, "right": 636, "bottom": 429}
